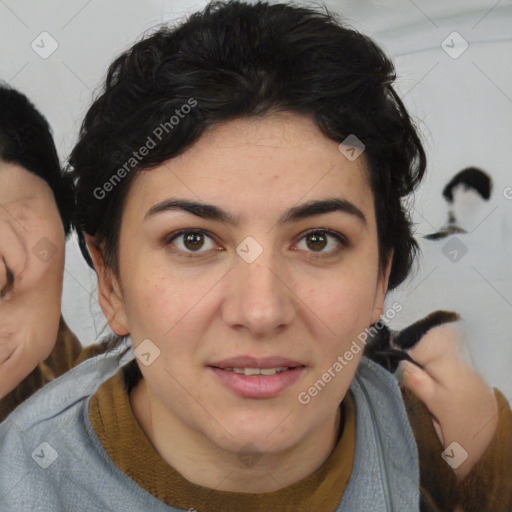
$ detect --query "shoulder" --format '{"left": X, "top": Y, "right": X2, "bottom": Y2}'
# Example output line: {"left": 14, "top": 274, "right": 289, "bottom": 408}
{"left": 0, "top": 343, "right": 131, "bottom": 452}
{"left": 0, "top": 343, "right": 176, "bottom": 511}
{"left": 0, "top": 344, "right": 133, "bottom": 432}
{"left": 0, "top": 344, "right": 134, "bottom": 509}
{"left": 73, "top": 340, "right": 112, "bottom": 366}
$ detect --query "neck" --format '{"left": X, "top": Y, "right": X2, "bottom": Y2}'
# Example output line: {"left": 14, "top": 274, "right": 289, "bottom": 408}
{"left": 129, "top": 378, "right": 343, "bottom": 492}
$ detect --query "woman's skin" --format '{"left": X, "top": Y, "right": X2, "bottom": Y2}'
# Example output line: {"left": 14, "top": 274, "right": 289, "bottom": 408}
{"left": 89, "top": 111, "right": 391, "bottom": 492}
{"left": 0, "top": 161, "right": 65, "bottom": 398}
{"left": 88, "top": 110, "right": 497, "bottom": 493}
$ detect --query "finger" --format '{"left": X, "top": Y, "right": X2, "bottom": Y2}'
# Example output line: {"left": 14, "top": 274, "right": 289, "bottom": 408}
{"left": 403, "top": 323, "right": 473, "bottom": 385}
{"left": 398, "top": 360, "right": 440, "bottom": 408}
{"left": 406, "top": 323, "right": 463, "bottom": 363}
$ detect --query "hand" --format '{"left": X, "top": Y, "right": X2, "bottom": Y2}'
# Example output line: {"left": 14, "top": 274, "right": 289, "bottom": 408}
{"left": 397, "top": 321, "right": 498, "bottom": 481}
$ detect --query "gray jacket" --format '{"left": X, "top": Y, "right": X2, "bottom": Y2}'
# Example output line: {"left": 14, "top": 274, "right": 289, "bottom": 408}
{"left": 0, "top": 346, "right": 419, "bottom": 511}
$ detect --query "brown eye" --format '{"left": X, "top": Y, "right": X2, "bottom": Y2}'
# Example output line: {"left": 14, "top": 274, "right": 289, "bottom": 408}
{"left": 295, "top": 229, "right": 348, "bottom": 259}
{"left": 183, "top": 231, "right": 205, "bottom": 251}
{"left": 305, "top": 232, "right": 328, "bottom": 252}
{"left": 165, "top": 230, "right": 218, "bottom": 257}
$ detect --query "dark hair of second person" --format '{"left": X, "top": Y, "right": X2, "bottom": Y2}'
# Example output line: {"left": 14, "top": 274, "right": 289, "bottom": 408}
{"left": 0, "top": 84, "right": 74, "bottom": 235}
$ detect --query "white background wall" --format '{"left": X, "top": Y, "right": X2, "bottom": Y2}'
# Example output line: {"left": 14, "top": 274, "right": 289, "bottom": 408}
{"left": 1, "top": 0, "right": 511, "bottom": 397}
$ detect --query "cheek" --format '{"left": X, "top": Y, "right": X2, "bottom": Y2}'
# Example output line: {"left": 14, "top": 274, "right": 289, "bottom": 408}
{"left": 122, "top": 266, "right": 206, "bottom": 343}
{"left": 313, "top": 270, "right": 378, "bottom": 332}
{"left": 25, "top": 270, "right": 63, "bottom": 359}
{"left": 30, "top": 212, "right": 66, "bottom": 289}
{"left": 34, "top": 245, "right": 65, "bottom": 310}
{"left": 21, "top": 219, "right": 65, "bottom": 340}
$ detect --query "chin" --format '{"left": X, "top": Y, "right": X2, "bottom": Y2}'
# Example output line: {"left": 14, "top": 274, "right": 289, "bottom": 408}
{"left": 220, "top": 435, "right": 297, "bottom": 458}
{"left": 208, "top": 417, "right": 303, "bottom": 454}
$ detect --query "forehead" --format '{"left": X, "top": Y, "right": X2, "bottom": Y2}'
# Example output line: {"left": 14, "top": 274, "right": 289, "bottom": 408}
{"left": 0, "top": 161, "right": 54, "bottom": 205}
{"left": 126, "top": 112, "right": 375, "bottom": 226}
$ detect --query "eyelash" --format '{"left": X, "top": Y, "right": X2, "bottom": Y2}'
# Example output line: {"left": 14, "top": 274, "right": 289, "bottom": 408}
{"left": 164, "top": 229, "right": 348, "bottom": 260}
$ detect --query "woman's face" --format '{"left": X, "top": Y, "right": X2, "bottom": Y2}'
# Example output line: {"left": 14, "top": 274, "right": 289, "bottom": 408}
{"left": 0, "top": 162, "right": 65, "bottom": 398}
{"left": 98, "top": 112, "right": 391, "bottom": 456}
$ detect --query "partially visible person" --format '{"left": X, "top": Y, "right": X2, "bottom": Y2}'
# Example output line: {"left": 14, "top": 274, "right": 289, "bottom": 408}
{"left": 0, "top": 84, "right": 82, "bottom": 421}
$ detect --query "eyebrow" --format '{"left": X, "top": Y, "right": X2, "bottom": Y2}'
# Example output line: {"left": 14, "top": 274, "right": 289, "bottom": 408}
{"left": 144, "top": 197, "right": 367, "bottom": 228}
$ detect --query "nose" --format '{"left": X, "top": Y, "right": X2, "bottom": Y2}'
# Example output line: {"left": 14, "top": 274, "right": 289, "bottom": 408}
{"left": 221, "top": 243, "right": 296, "bottom": 338}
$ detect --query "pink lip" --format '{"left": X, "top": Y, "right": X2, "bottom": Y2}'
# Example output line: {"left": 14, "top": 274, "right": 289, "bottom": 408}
{"left": 209, "top": 366, "right": 305, "bottom": 398}
{"left": 210, "top": 355, "right": 303, "bottom": 369}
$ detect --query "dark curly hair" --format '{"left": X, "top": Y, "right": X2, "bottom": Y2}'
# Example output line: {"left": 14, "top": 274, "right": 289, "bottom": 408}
{"left": 70, "top": 0, "right": 425, "bottom": 292}
{"left": 0, "top": 83, "right": 74, "bottom": 235}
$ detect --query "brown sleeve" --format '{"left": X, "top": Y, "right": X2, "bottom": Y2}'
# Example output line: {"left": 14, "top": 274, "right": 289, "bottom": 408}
{"left": 400, "top": 386, "right": 459, "bottom": 511}
{"left": 455, "top": 388, "right": 512, "bottom": 512}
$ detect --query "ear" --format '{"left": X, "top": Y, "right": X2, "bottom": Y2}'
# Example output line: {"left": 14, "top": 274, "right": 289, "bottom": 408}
{"left": 85, "top": 235, "right": 129, "bottom": 336}
{"left": 370, "top": 249, "right": 394, "bottom": 325}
